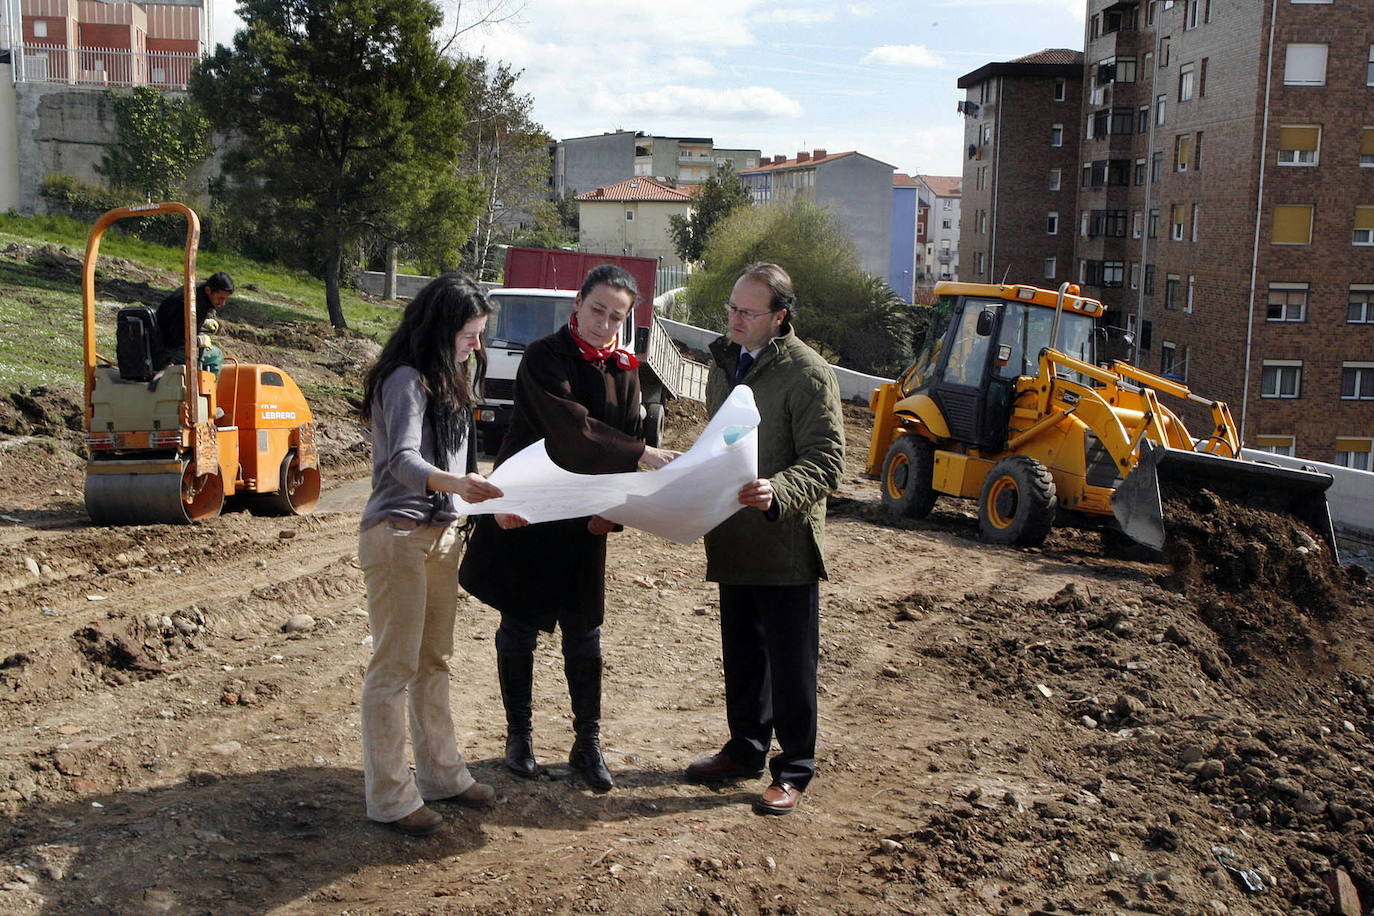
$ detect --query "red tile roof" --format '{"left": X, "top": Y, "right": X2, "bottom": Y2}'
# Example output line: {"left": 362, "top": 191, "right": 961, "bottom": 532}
{"left": 739, "top": 151, "right": 856, "bottom": 173}
{"left": 920, "top": 175, "right": 962, "bottom": 198}
{"left": 893, "top": 173, "right": 920, "bottom": 187}
{"left": 576, "top": 177, "right": 693, "bottom": 202}
{"left": 1011, "top": 48, "right": 1081, "bottom": 66}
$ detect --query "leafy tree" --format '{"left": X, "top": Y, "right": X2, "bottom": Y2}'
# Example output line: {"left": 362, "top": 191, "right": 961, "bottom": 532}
{"left": 667, "top": 162, "right": 750, "bottom": 264}
{"left": 684, "top": 197, "right": 916, "bottom": 375}
{"left": 98, "top": 87, "right": 212, "bottom": 201}
{"left": 190, "top": 0, "right": 480, "bottom": 328}
{"left": 458, "top": 58, "right": 556, "bottom": 282}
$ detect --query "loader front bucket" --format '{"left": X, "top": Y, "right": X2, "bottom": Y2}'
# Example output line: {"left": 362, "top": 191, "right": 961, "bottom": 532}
{"left": 1111, "top": 440, "right": 1336, "bottom": 552}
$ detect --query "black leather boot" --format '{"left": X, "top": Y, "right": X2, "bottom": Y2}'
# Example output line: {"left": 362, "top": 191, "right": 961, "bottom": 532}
{"left": 565, "top": 655, "right": 614, "bottom": 791}
{"left": 497, "top": 651, "right": 539, "bottom": 778}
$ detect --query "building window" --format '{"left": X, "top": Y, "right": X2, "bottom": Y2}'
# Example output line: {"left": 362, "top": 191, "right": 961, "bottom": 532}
{"left": 1267, "top": 283, "right": 1308, "bottom": 322}
{"left": 1261, "top": 361, "right": 1303, "bottom": 398}
{"left": 1284, "top": 44, "right": 1328, "bottom": 86}
{"left": 1051, "top": 123, "right": 1064, "bottom": 147}
{"left": 976, "top": 252, "right": 986, "bottom": 276}
{"left": 942, "top": 219, "right": 952, "bottom": 229}
{"left": 1342, "top": 364, "right": 1374, "bottom": 400}
{"left": 943, "top": 199, "right": 953, "bottom": 210}
{"left": 1254, "top": 436, "right": 1295, "bottom": 457}
{"left": 1104, "top": 261, "right": 1124, "bottom": 287}
{"left": 1161, "top": 341, "right": 1179, "bottom": 378}
{"left": 1152, "top": 151, "right": 1164, "bottom": 183}
{"left": 1355, "top": 206, "right": 1374, "bottom": 245}
{"left": 1334, "top": 439, "right": 1373, "bottom": 471}
{"left": 1199, "top": 57, "right": 1208, "bottom": 96}
{"left": 1049, "top": 168, "right": 1061, "bottom": 191}
{"left": 1179, "top": 63, "right": 1195, "bottom": 100}
{"left": 976, "top": 210, "right": 987, "bottom": 233}
{"left": 1186, "top": 275, "right": 1195, "bottom": 313}
{"left": 1080, "top": 210, "right": 1090, "bottom": 236}
{"left": 1156, "top": 93, "right": 1167, "bottom": 125}
{"left": 1191, "top": 204, "right": 1200, "bottom": 241}
{"left": 1277, "top": 125, "right": 1320, "bottom": 166}
{"left": 1130, "top": 262, "right": 1141, "bottom": 289}
{"left": 1055, "top": 78, "right": 1067, "bottom": 101}
{"left": 1350, "top": 285, "right": 1374, "bottom": 323}
{"left": 1134, "top": 158, "right": 1147, "bottom": 185}
{"left": 1194, "top": 131, "right": 1203, "bottom": 170}
{"left": 1369, "top": 46, "right": 1374, "bottom": 86}
{"left": 1165, "top": 273, "right": 1182, "bottom": 308}
{"left": 1138, "top": 106, "right": 1150, "bottom": 134}
{"left": 1118, "top": 57, "right": 1138, "bottom": 83}
{"left": 1044, "top": 257, "right": 1057, "bottom": 279}
{"left": 34, "top": 20, "right": 48, "bottom": 38}
{"left": 625, "top": 210, "right": 634, "bottom": 221}
{"left": 1047, "top": 211, "right": 1059, "bottom": 235}
{"left": 1132, "top": 210, "right": 1144, "bottom": 238}
{"left": 1186, "top": 0, "right": 1201, "bottom": 28}
{"left": 1175, "top": 134, "right": 1192, "bottom": 171}
{"left": 1145, "top": 265, "right": 1156, "bottom": 295}
{"left": 1171, "top": 205, "right": 1187, "bottom": 240}
{"left": 1160, "top": 36, "right": 1171, "bottom": 68}
{"left": 1271, "top": 205, "right": 1313, "bottom": 245}
{"left": 1148, "top": 208, "right": 1160, "bottom": 238}
{"left": 1362, "top": 129, "right": 1374, "bottom": 167}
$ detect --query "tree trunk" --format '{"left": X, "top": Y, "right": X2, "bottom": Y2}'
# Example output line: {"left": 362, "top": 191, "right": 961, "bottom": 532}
{"left": 325, "top": 247, "right": 348, "bottom": 329}
{"left": 383, "top": 242, "right": 398, "bottom": 300}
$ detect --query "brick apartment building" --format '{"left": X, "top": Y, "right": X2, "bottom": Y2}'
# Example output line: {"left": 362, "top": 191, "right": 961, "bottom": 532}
{"left": 964, "top": 0, "right": 1373, "bottom": 466}
{"left": 957, "top": 49, "right": 1084, "bottom": 289}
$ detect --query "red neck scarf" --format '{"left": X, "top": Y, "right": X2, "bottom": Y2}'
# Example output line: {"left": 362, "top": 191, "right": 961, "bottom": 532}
{"left": 569, "top": 314, "right": 639, "bottom": 370}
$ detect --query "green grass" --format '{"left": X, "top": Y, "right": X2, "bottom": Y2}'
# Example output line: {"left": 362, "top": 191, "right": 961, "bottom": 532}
{"left": 0, "top": 211, "right": 404, "bottom": 390}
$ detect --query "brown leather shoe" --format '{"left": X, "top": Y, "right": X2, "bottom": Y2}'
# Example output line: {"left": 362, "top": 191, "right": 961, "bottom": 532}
{"left": 387, "top": 805, "right": 444, "bottom": 836}
{"left": 686, "top": 752, "right": 765, "bottom": 783}
{"left": 436, "top": 781, "right": 495, "bottom": 809}
{"left": 754, "top": 782, "right": 802, "bottom": 815}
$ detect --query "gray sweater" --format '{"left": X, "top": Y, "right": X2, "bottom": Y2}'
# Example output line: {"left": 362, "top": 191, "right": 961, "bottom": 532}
{"left": 360, "top": 366, "right": 471, "bottom": 531}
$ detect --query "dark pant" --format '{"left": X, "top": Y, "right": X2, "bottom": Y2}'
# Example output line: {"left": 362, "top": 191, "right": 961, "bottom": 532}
{"left": 496, "top": 616, "right": 601, "bottom": 660}
{"left": 718, "top": 582, "right": 820, "bottom": 791}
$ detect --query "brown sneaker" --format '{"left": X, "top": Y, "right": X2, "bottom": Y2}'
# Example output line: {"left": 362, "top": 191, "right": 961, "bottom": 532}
{"left": 439, "top": 781, "right": 495, "bottom": 809}
{"left": 387, "top": 805, "right": 444, "bottom": 836}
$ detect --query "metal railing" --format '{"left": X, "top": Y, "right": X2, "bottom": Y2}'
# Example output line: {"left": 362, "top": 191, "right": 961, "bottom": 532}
{"left": 12, "top": 42, "right": 199, "bottom": 90}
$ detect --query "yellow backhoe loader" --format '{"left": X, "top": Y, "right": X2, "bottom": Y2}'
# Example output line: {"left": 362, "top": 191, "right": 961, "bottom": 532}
{"left": 867, "top": 281, "right": 1334, "bottom": 550}
{"left": 82, "top": 202, "right": 321, "bottom": 524}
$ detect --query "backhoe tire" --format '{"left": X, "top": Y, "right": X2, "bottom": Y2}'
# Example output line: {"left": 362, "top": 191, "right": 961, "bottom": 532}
{"left": 880, "top": 435, "right": 938, "bottom": 520}
{"left": 978, "top": 456, "right": 1057, "bottom": 547}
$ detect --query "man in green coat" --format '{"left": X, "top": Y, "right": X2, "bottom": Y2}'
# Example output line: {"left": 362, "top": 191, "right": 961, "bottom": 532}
{"left": 685, "top": 262, "right": 844, "bottom": 816}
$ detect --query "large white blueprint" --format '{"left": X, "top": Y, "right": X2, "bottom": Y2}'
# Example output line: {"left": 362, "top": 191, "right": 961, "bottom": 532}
{"left": 463, "top": 385, "right": 760, "bottom": 544}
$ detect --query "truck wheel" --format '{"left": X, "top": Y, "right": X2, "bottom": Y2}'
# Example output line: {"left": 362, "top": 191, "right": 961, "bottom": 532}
{"left": 644, "top": 402, "right": 665, "bottom": 448}
{"left": 880, "top": 435, "right": 937, "bottom": 519}
{"left": 978, "top": 456, "right": 1057, "bottom": 546}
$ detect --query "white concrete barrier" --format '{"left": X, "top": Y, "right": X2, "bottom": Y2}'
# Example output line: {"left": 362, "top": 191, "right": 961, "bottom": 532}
{"left": 1239, "top": 449, "right": 1374, "bottom": 551}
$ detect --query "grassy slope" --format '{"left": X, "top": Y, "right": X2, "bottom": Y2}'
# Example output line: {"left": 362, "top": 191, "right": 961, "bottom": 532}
{"left": 0, "top": 212, "right": 402, "bottom": 392}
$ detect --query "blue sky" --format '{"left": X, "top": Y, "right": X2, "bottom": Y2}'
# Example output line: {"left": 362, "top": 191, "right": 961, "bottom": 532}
{"left": 209, "top": 0, "right": 1087, "bottom": 179}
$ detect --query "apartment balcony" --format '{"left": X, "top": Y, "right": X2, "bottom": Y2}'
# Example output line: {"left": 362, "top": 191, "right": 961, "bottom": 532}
{"left": 12, "top": 41, "right": 198, "bottom": 89}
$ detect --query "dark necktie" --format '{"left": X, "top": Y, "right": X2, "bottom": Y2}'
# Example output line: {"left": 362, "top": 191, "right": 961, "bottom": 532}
{"left": 735, "top": 351, "right": 754, "bottom": 384}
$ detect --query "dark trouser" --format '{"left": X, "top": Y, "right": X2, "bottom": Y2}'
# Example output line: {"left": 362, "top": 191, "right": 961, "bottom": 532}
{"left": 495, "top": 616, "right": 601, "bottom": 659}
{"left": 718, "top": 582, "right": 820, "bottom": 791}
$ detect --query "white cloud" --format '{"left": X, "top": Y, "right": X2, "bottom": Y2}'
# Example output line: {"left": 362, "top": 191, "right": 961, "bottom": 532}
{"left": 752, "top": 7, "right": 835, "bottom": 24}
{"left": 861, "top": 44, "right": 947, "bottom": 68}
{"left": 847, "top": 3, "right": 877, "bottom": 15}
{"left": 592, "top": 85, "right": 803, "bottom": 121}
{"left": 664, "top": 56, "right": 718, "bottom": 80}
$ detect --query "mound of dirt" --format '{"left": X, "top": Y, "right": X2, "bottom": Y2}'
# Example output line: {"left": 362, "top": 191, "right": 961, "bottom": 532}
{"left": 1160, "top": 485, "right": 1370, "bottom": 667}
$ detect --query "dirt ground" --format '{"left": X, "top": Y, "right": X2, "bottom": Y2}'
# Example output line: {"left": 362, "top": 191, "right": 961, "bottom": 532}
{"left": 2, "top": 279, "right": 1374, "bottom": 915}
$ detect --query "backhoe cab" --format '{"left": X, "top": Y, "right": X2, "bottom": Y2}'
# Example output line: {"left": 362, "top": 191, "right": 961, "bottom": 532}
{"left": 867, "top": 281, "right": 1334, "bottom": 551}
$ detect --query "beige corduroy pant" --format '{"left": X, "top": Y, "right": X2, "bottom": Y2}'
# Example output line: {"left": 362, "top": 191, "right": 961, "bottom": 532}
{"left": 359, "top": 520, "right": 476, "bottom": 823}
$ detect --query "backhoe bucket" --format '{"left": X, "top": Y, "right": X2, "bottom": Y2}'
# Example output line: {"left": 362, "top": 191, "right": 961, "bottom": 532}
{"left": 1112, "top": 440, "right": 1335, "bottom": 552}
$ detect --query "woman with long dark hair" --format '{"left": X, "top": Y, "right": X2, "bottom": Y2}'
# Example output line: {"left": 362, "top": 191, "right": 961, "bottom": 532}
{"left": 358, "top": 272, "right": 503, "bottom": 836}
{"left": 460, "top": 264, "right": 677, "bottom": 792}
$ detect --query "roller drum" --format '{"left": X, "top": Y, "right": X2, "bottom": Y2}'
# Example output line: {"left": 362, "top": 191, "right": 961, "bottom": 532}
{"left": 84, "top": 461, "right": 224, "bottom": 525}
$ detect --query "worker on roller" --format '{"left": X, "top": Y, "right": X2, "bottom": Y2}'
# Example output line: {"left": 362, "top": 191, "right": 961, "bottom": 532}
{"left": 155, "top": 271, "right": 234, "bottom": 376}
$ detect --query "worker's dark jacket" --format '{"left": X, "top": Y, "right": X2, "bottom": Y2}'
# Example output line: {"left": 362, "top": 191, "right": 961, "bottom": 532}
{"left": 459, "top": 326, "right": 644, "bottom": 634}
{"left": 154, "top": 284, "right": 214, "bottom": 357}
{"left": 703, "top": 327, "right": 845, "bottom": 585}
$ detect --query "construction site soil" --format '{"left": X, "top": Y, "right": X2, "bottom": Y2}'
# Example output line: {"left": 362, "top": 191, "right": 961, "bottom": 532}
{"left": 1, "top": 257, "right": 1373, "bottom": 915}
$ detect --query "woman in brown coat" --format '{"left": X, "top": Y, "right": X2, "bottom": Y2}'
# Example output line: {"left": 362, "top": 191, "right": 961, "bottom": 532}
{"left": 459, "top": 265, "right": 676, "bottom": 791}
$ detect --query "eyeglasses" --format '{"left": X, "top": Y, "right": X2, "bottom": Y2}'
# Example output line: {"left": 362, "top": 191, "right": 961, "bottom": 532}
{"left": 723, "top": 302, "right": 775, "bottom": 320}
